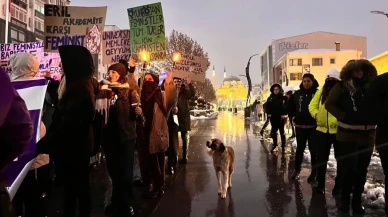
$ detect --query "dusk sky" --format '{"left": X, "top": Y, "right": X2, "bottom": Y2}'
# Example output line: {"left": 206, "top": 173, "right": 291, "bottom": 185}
{"left": 74, "top": 0, "right": 388, "bottom": 86}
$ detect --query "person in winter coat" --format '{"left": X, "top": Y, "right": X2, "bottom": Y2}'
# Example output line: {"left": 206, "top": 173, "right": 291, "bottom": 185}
{"left": 285, "top": 91, "right": 296, "bottom": 138}
{"left": 35, "top": 45, "right": 96, "bottom": 217}
{"left": 260, "top": 100, "right": 270, "bottom": 137}
{"left": 308, "top": 68, "right": 342, "bottom": 195}
{"left": 264, "top": 84, "right": 288, "bottom": 152}
{"left": 141, "top": 72, "right": 176, "bottom": 198}
{"left": 7, "top": 53, "right": 47, "bottom": 217}
{"left": 325, "top": 59, "right": 377, "bottom": 214}
{"left": 103, "top": 63, "right": 142, "bottom": 217}
{"left": 256, "top": 101, "right": 263, "bottom": 121}
{"left": 363, "top": 70, "right": 388, "bottom": 215}
{"left": 288, "top": 73, "right": 319, "bottom": 181}
{"left": 174, "top": 76, "right": 196, "bottom": 163}
{"left": 161, "top": 80, "right": 179, "bottom": 175}
{"left": 0, "top": 66, "right": 33, "bottom": 217}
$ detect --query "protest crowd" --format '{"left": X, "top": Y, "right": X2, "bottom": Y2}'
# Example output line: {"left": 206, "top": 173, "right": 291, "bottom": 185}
{"left": 2, "top": 2, "right": 388, "bottom": 217}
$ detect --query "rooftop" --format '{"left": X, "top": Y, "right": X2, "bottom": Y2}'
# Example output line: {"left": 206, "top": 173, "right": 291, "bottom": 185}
{"left": 288, "top": 48, "right": 357, "bottom": 53}
{"left": 223, "top": 76, "right": 241, "bottom": 82}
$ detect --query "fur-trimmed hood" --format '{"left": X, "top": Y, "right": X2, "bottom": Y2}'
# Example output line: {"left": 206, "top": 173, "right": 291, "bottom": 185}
{"left": 340, "top": 59, "right": 377, "bottom": 83}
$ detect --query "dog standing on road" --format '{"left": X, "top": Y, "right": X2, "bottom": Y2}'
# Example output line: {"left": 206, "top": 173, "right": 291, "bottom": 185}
{"left": 206, "top": 139, "right": 235, "bottom": 199}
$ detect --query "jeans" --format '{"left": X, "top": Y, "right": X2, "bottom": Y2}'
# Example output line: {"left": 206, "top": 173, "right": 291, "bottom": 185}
{"left": 339, "top": 140, "right": 373, "bottom": 203}
{"left": 269, "top": 117, "right": 286, "bottom": 148}
{"left": 315, "top": 131, "right": 343, "bottom": 189}
{"left": 181, "top": 131, "right": 189, "bottom": 160}
{"left": 294, "top": 127, "right": 316, "bottom": 172}
{"left": 62, "top": 156, "right": 91, "bottom": 217}
{"left": 105, "top": 139, "right": 136, "bottom": 208}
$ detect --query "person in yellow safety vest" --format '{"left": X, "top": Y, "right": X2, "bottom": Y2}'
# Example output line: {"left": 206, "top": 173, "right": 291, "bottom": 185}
{"left": 308, "top": 68, "right": 342, "bottom": 195}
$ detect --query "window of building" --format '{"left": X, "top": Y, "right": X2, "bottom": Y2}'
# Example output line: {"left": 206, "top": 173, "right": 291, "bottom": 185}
{"left": 34, "top": 19, "right": 44, "bottom": 31}
{"left": 330, "top": 58, "right": 335, "bottom": 64}
{"left": 35, "top": 3, "right": 45, "bottom": 14}
{"left": 11, "top": 5, "right": 27, "bottom": 23}
{"left": 10, "top": 28, "right": 26, "bottom": 42}
{"left": 312, "top": 58, "right": 323, "bottom": 66}
{"left": 290, "top": 72, "right": 303, "bottom": 81}
{"left": 289, "top": 59, "right": 302, "bottom": 66}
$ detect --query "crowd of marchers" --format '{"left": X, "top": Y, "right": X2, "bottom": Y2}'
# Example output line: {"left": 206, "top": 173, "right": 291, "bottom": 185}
{"left": 252, "top": 59, "right": 388, "bottom": 216}
{"left": 0, "top": 45, "right": 196, "bottom": 217}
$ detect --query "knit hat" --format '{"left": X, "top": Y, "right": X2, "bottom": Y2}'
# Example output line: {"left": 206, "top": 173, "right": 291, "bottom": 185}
{"left": 325, "top": 68, "right": 340, "bottom": 80}
{"left": 108, "top": 63, "right": 127, "bottom": 83}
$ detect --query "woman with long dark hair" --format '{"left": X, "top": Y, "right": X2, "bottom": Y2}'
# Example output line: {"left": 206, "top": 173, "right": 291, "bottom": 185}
{"left": 308, "top": 68, "right": 342, "bottom": 194}
{"left": 325, "top": 59, "right": 377, "bottom": 214}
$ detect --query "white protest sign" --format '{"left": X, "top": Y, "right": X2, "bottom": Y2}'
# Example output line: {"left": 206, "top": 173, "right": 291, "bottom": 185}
{"left": 174, "top": 54, "right": 208, "bottom": 82}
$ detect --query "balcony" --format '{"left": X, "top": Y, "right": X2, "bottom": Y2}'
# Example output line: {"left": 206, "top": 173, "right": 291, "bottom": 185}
{"left": 12, "top": 0, "right": 27, "bottom": 10}
{"left": 35, "top": 10, "right": 44, "bottom": 20}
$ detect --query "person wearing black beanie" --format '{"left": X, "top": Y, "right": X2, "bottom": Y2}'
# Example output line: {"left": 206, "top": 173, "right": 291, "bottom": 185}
{"left": 288, "top": 73, "right": 319, "bottom": 182}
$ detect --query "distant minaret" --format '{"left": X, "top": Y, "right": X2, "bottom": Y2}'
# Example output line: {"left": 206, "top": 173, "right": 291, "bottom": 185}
{"left": 223, "top": 66, "right": 226, "bottom": 78}
{"left": 211, "top": 65, "right": 216, "bottom": 89}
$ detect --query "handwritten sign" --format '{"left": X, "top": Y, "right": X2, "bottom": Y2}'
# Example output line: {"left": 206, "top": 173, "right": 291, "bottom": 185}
{"left": 0, "top": 41, "right": 62, "bottom": 80}
{"left": 44, "top": 5, "right": 107, "bottom": 54}
{"left": 127, "top": 2, "right": 166, "bottom": 61}
{"left": 174, "top": 54, "right": 208, "bottom": 82}
{"left": 102, "top": 30, "right": 131, "bottom": 65}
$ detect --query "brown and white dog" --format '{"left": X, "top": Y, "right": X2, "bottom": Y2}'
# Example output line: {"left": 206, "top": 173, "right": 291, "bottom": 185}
{"left": 206, "top": 139, "right": 235, "bottom": 199}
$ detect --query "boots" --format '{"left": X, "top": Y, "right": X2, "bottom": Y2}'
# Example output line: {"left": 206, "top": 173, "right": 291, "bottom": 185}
{"left": 352, "top": 194, "right": 365, "bottom": 214}
{"left": 307, "top": 170, "right": 317, "bottom": 184}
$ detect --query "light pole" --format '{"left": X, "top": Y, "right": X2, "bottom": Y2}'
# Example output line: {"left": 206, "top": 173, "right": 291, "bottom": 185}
{"left": 245, "top": 54, "right": 259, "bottom": 107}
{"left": 371, "top": 10, "right": 388, "bottom": 18}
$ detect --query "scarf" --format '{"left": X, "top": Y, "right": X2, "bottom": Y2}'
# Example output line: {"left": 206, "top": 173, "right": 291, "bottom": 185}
{"left": 141, "top": 81, "right": 167, "bottom": 129}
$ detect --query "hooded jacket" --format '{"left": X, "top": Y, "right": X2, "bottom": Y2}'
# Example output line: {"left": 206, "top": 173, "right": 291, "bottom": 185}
{"left": 325, "top": 59, "right": 377, "bottom": 144}
{"left": 264, "top": 84, "right": 288, "bottom": 118}
{"left": 288, "top": 74, "right": 319, "bottom": 126}
{"left": 36, "top": 45, "right": 96, "bottom": 158}
{"left": 8, "top": 53, "right": 39, "bottom": 80}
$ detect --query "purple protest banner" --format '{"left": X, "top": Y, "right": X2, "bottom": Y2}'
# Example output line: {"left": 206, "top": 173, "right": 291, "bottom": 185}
{"left": 4, "top": 78, "right": 48, "bottom": 198}
{"left": 0, "top": 41, "right": 62, "bottom": 80}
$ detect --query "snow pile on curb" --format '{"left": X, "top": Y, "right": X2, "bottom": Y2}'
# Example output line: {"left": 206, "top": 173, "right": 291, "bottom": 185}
{"left": 363, "top": 182, "right": 386, "bottom": 210}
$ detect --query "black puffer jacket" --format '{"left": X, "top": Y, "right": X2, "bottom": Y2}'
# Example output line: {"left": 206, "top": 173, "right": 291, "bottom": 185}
{"left": 264, "top": 84, "right": 288, "bottom": 118}
{"left": 288, "top": 75, "right": 319, "bottom": 126}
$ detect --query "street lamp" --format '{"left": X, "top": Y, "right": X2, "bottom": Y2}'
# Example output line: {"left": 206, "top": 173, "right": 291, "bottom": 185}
{"left": 371, "top": 10, "right": 388, "bottom": 18}
{"left": 245, "top": 54, "right": 259, "bottom": 107}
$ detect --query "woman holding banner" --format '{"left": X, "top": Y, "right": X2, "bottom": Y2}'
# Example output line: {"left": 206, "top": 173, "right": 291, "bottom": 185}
{"left": 7, "top": 53, "right": 47, "bottom": 217}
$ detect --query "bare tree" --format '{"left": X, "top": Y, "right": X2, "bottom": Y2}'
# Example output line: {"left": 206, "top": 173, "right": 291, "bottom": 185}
{"left": 165, "top": 30, "right": 215, "bottom": 101}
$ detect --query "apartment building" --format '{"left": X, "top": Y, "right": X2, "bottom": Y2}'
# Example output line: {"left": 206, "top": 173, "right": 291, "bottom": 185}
{"left": 0, "top": 0, "right": 70, "bottom": 43}
{"left": 273, "top": 48, "right": 362, "bottom": 90}
{"left": 259, "top": 31, "right": 367, "bottom": 97}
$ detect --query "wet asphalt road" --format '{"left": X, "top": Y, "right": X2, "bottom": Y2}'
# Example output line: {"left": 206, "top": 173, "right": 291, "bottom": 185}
{"left": 47, "top": 112, "right": 346, "bottom": 217}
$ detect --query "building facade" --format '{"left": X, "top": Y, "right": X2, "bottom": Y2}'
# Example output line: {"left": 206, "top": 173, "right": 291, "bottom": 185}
{"left": 369, "top": 51, "right": 388, "bottom": 75}
{"left": 259, "top": 31, "right": 367, "bottom": 97}
{"left": 0, "top": 0, "right": 70, "bottom": 43}
{"left": 273, "top": 48, "right": 363, "bottom": 89}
